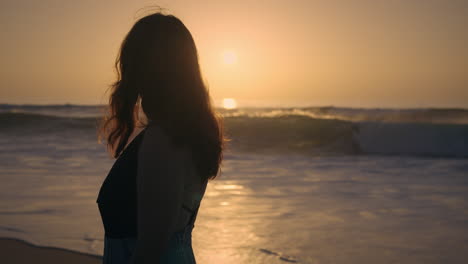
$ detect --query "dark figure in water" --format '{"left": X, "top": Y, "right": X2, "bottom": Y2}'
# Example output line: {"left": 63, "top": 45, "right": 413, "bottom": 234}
{"left": 96, "top": 10, "right": 226, "bottom": 264}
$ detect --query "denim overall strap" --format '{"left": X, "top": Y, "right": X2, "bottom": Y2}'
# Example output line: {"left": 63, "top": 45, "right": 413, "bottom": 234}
{"left": 182, "top": 202, "right": 201, "bottom": 230}
{"left": 156, "top": 203, "right": 199, "bottom": 264}
{"left": 169, "top": 202, "right": 201, "bottom": 247}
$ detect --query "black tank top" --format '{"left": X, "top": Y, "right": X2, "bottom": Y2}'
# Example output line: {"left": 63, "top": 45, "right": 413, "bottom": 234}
{"left": 96, "top": 128, "right": 198, "bottom": 238}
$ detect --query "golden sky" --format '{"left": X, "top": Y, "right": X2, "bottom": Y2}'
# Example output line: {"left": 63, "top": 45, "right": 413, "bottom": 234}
{"left": 1, "top": 0, "right": 467, "bottom": 107}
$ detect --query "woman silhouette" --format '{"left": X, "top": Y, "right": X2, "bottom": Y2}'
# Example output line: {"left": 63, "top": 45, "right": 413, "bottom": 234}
{"left": 96, "top": 11, "right": 225, "bottom": 264}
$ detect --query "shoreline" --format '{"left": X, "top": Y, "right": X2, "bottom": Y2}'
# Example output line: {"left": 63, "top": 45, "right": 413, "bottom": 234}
{"left": 0, "top": 237, "right": 101, "bottom": 264}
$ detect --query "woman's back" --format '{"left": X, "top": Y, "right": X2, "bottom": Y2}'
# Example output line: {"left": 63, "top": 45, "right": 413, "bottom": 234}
{"left": 98, "top": 124, "right": 208, "bottom": 263}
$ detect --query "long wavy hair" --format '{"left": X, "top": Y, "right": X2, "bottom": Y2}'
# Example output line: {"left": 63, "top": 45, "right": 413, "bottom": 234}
{"left": 98, "top": 12, "right": 225, "bottom": 181}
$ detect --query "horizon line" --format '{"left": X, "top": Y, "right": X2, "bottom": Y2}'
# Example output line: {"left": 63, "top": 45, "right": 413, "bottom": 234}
{"left": 1, "top": 102, "right": 468, "bottom": 110}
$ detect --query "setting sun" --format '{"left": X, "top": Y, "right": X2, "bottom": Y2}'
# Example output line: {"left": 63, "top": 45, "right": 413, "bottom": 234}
{"left": 222, "top": 98, "right": 237, "bottom": 109}
{"left": 221, "top": 50, "right": 237, "bottom": 65}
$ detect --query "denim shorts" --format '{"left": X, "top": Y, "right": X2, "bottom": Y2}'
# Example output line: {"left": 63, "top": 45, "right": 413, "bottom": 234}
{"left": 102, "top": 225, "right": 196, "bottom": 264}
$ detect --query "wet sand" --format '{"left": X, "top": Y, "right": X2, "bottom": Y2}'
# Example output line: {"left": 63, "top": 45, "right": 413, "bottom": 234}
{"left": 0, "top": 237, "right": 101, "bottom": 264}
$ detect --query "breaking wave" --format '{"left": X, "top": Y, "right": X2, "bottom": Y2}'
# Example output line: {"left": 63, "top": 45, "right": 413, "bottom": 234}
{"left": 1, "top": 110, "right": 467, "bottom": 158}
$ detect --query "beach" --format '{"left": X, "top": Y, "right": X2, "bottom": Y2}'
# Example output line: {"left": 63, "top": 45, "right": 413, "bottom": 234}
{"left": 1, "top": 104, "right": 468, "bottom": 263}
{"left": 0, "top": 237, "right": 100, "bottom": 264}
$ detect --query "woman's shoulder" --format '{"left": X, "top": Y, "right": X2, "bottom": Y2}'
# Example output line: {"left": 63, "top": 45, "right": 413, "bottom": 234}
{"left": 143, "top": 122, "right": 170, "bottom": 143}
{"left": 141, "top": 122, "right": 191, "bottom": 158}
{"left": 139, "top": 122, "right": 201, "bottom": 187}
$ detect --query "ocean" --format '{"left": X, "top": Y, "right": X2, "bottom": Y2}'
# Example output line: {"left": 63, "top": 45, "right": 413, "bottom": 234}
{"left": 0, "top": 104, "right": 467, "bottom": 263}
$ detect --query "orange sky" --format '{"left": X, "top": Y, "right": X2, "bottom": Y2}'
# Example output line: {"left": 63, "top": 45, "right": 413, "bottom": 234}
{"left": 1, "top": 0, "right": 467, "bottom": 107}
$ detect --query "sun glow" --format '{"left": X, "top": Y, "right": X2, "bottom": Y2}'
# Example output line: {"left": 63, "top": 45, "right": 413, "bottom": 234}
{"left": 222, "top": 98, "right": 237, "bottom": 109}
{"left": 222, "top": 50, "right": 238, "bottom": 65}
